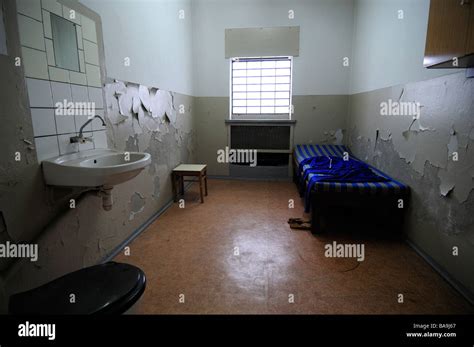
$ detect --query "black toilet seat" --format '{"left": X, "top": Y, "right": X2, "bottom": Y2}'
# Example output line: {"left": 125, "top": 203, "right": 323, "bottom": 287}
{"left": 9, "top": 262, "right": 146, "bottom": 315}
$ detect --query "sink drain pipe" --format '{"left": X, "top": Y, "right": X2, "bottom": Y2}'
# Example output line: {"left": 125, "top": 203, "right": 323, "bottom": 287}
{"left": 97, "top": 185, "right": 114, "bottom": 211}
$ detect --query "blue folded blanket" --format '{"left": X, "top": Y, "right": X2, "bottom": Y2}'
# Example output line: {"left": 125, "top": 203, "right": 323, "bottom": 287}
{"left": 300, "top": 156, "right": 388, "bottom": 212}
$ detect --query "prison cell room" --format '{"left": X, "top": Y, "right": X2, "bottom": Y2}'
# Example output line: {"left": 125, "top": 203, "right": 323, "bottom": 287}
{"left": 0, "top": 0, "right": 473, "bottom": 331}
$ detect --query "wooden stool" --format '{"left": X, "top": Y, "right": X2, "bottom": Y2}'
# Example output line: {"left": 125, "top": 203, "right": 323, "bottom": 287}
{"left": 172, "top": 164, "right": 208, "bottom": 203}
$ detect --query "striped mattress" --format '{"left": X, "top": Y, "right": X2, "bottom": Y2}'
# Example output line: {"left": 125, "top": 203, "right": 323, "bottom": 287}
{"left": 294, "top": 144, "right": 409, "bottom": 195}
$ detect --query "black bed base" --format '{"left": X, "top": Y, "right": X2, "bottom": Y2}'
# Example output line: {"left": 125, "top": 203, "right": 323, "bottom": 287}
{"left": 310, "top": 190, "right": 408, "bottom": 234}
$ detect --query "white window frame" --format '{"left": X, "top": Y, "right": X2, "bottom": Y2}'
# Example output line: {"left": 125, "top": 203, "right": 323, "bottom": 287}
{"left": 229, "top": 56, "right": 293, "bottom": 120}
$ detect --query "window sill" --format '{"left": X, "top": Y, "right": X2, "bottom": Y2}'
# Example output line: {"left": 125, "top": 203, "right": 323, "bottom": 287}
{"left": 225, "top": 119, "right": 296, "bottom": 125}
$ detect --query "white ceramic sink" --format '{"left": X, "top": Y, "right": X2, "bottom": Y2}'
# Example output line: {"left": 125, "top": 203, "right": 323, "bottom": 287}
{"left": 42, "top": 149, "right": 151, "bottom": 187}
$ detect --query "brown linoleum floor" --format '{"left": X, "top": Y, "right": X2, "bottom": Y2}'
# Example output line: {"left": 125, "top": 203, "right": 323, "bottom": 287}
{"left": 115, "top": 179, "right": 473, "bottom": 314}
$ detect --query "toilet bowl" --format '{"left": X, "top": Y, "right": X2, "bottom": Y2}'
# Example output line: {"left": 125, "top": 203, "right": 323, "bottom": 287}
{"left": 9, "top": 262, "right": 146, "bottom": 315}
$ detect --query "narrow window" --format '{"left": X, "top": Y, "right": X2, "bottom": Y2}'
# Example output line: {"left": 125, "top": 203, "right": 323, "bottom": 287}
{"left": 231, "top": 57, "right": 293, "bottom": 119}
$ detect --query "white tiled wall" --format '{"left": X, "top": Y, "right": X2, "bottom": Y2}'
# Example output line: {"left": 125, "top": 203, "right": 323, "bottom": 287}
{"left": 18, "top": 14, "right": 45, "bottom": 50}
{"left": 35, "top": 136, "right": 59, "bottom": 162}
{"left": 76, "top": 25, "right": 83, "bottom": 49}
{"left": 40, "top": 0, "right": 62, "bottom": 16}
{"left": 21, "top": 46, "right": 49, "bottom": 79}
{"left": 93, "top": 129, "right": 108, "bottom": 149}
{"left": 63, "top": 5, "right": 81, "bottom": 25}
{"left": 26, "top": 78, "right": 53, "bottom": 107}
{"left": 55, "top": 110, "right": 76, "bottom": 134}
{"left": 88, "top": 86, "right": 104, "bottom": 108}
{"left": 17, "top": 0, "right": 107, "bottom": 162}
{"left": 51, "top": 81, "right": 72, "bottom": 105}
{"left": 30, "top": 109, "right": 56, "bottom": 137}
{"left": 85, "top": 64, "right": 101, "bottom": 87}
{"left": 44, "top": 39, "right": 55, "bottom": 65}
{"left": 27, "top": 77, "right": 107, "bottom": 161}
{"left": 81, "top": 15, "right": 97, "bottom": 43}
{"left": 74, "top": 114, "right": 92, "bottom": 133}
{"left": 42, "top": 10, "right": 52, "bottom": 38}
{"left": 71, "top": 84, "right": 89, "bottom": 103}
{"left": 70, "top": 71, "right": 87, "bottom": 85}
{"left": 16, "top": 0, "right": 42, "bottom": 21}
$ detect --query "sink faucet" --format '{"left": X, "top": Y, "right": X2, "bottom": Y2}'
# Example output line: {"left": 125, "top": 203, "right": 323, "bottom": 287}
{"left": 70, "top": 115, "right": 106, "bottom": 144}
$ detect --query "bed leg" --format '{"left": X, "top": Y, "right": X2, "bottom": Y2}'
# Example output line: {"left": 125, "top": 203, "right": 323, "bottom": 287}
{"left": 298, "top": 182, "right": 305, "bottom": 197}
{"left": 390, "top": 207, "right": 405, "bottom": 234}
{"left": 311, "top": 209, "right": 324, "bottom": 234}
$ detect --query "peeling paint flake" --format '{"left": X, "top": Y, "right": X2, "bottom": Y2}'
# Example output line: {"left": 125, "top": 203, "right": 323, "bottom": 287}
{"left": 125, "top": 134, "right": 140, "bottom": 152}
{"left": 334, "top": 129, "right": 344, "bottom": 145}
{"left": 138, "top": 85, "right": 151, "bottom": 112}
{"left": 150, "top": 89, "right": 173, "bottom": 120}
{"left": 132, "top": 116, "right": 143, "bottom": 135}
{"left": 132, "top": 96, "right": 141, "bottom": 114}
{"left": 439, "top": 180, "right": 455, "bottom": 197}
{"left": 437, "top": 145, "right": 474, "bottom": 203}
{"left": 129, "top": 192, "right": 145, "bottom": 221}
{"left": 407, "top": 117, "right": 434, "bottom": 133}
{"left": 153, "top": 176, "right": 161, "bottom": 200}
{"left": 118, "top": 93, "right": 132, "bottom": 117}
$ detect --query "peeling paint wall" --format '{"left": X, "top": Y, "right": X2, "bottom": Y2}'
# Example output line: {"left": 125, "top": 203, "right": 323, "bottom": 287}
{"left": 347, "top": 71, "right": 474, "bottom": 297}
{"left": 0, "top": 0, "right": 60, "bottom": 258}
{"left": 0, "top": 0, "right": 37, "bottom": 312}
{"left": 4, "top": 82, "right": 196, "bottom": 303}
{"left": 292, "top": 95, "right": 348, "bottom": 146}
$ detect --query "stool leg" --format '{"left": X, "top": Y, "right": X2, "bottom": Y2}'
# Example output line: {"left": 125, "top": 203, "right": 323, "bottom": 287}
{"left": 199, "top": 173, "right": 204, "bottom": 203}
{"left": 204, "top": 169, "right": 208, "bottom": 196}
{"left": 180, "top": 175, "right": 184, "bottom": 196}
{"left": 172, "top": 173, "right": 177, "bottom": 202}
